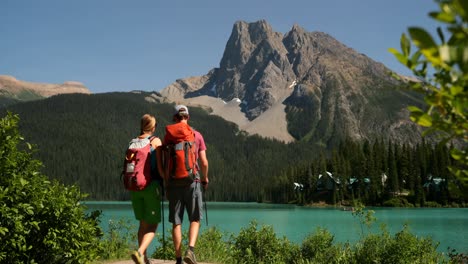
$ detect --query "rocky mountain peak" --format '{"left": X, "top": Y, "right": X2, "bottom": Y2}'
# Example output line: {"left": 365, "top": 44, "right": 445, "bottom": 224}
{"left": 290, "top": 23, "right": 306, "bottom": 34}
{"left": 232, "top": 20, "right": 274, "bottom": 44}
{"left": 160, "top": 20, "right": 423, "bottom": 146}
{"left": 220, "top": 20, "right": 285, "bottom": 69}
{"left": 215, "top": 20, "right": 294, "bottom": 119}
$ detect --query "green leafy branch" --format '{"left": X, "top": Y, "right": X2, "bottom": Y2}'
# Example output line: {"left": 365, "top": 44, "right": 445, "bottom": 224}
{"left": 389, "top": 0, "right": 468, "bottom": 187}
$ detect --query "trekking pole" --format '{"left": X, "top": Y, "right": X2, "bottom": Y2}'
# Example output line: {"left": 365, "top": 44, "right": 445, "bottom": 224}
{"left": 204, "top": 199, "right": 208, "bottom": 226}
{"left": 203, "top": 187, "right": 208, "bottom": 226}
{"left": 161, "top": 186, "right": 166, "bottom": 256}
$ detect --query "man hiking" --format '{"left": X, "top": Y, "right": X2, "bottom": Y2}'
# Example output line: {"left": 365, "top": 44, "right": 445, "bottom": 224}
{"left": 163, "top": 105, "right": 209, "bottom": 264}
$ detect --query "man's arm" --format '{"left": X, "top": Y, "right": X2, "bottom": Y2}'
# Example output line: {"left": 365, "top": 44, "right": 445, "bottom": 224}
{"left": 198, "top": 149, "right": 209, "bottom": 184}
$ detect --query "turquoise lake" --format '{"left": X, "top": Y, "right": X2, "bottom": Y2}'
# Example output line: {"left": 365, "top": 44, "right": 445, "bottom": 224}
{"left": 85, "top": 202, "right": 468, "bottom": 254}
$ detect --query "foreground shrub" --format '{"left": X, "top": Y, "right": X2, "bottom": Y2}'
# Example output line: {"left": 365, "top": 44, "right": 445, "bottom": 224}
{"left": 300, "top": 227, "right": 353, "bottom": 263}
{"left": 448, "top": 247, "right": 468, "bottom": 264}
{"left": 353, "top": 226, "right": 393, "bottom": 264}
{"left": 0, "top": 112, "right": 103, "bottom": 263}
{"left": 120, "top": 218, "right": 449, "bottom": 264}
{"left": 301, "top": 227, "right": 334, "bottom": 259}
{"left": 98, "top": 218, "right": 136, "bottom": 260}
{"left": 353, "top": 225, "right": 446, "bottom": 264}
{"left": 230, "top": 220, "right": 298, "bottom": 264}
{"left": 196, "top": 226, "right": 234, "bottom": 263}
{"left": 152, "top": 226, "right": 231, "bottom": 262}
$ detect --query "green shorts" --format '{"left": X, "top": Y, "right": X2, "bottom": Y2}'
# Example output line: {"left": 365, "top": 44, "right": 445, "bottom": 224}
{"left": 130, "top": 181, "right": 161, "bottom": 224}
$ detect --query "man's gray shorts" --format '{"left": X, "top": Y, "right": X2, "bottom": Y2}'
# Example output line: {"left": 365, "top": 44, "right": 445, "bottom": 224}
{"left": 167, "top": 180, "right": 203, "bottom": 225}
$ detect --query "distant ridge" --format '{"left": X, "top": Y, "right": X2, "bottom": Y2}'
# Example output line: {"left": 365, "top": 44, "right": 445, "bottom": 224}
{"left": 0, "top": 75, "right": 91, "bottom": 103}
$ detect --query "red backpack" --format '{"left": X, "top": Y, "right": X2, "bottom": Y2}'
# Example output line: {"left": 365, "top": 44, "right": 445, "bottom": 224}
{"left": 163, "top": 122, "right": 197, "bottom": 179}
{"left": 122, "top": 136, "right": 156, "bottom": 191}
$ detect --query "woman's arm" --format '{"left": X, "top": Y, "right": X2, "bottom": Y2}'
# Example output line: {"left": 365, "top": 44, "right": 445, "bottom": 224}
{"left": 153, "top": 138, "right": 165, "bottom": 180}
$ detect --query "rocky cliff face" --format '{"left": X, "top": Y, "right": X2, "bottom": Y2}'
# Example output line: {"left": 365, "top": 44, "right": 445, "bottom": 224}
{"left": 0, "top": 75, "right": 91, "bottom": 101}
{"left": 216, "top": 20, "right": 296, "bottom": 119}
{"left": 162, "top": 20, "right": 424, "bottom": 145}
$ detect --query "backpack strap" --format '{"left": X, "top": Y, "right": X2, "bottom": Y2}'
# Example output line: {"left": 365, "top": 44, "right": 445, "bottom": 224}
{"left": 146, "top": 136, "right": 162, "bottom": 181}
{"left": 183, "top": 141, "right": 195, "bottom": 174}
{"left": 148, "top": 136, "right": 158, "bottom": 151}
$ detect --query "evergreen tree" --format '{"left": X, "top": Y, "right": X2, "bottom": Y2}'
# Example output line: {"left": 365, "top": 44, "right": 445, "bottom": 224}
{"left": 387, "top": 140, "right": 399, "bottom": 193}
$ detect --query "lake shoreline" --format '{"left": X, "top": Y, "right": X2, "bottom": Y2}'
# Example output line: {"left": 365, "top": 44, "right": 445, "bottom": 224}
{"left": 84, "top": 199, "right": 467, "bottom": 208}
{"left": 87, "top": 201, "right": 468, "bottom": 254}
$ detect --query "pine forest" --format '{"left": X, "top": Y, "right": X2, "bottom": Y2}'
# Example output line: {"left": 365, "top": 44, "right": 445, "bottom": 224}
{"left": 1, "top": 92, "right": 465, "bottom": 207}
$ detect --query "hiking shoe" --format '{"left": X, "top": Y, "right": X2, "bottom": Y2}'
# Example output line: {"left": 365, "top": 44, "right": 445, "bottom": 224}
{"left": 131, "top": 250, "right": 145, "bottom": 264}
{"left": 183, "top": 249, "right": 197, "bottom": 264}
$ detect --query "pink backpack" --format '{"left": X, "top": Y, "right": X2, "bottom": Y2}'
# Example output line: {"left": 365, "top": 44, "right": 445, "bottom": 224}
{"left": 122, "top": 136, "right": 156, "bottom": 191}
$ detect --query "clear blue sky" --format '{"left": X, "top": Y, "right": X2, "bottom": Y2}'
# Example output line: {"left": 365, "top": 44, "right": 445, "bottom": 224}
{"left": 1, "top": 0, "right": 439, "bottom": 93}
